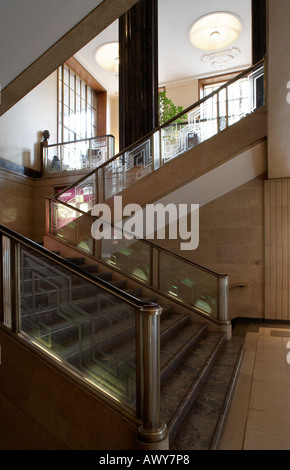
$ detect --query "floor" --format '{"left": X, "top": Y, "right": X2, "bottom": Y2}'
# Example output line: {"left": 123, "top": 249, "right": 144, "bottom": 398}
{"left": 218, "top": 321, "right": 290, "bottom": 450}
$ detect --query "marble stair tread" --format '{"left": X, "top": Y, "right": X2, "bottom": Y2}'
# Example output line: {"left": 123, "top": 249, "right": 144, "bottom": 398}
{"left": 170, "top": 336, "right": 245, "bottom": 450}
{"left": 160, "top": 312, "right": 191, "bottom": 342}
{"left": 160, "top": 322, "right": 208, "bottom": 383}
{"left": 91, "top": 310, "right": 196, "bottom": 371}
{"left": 160, "top": 332, "right": 225, "bottom": 434}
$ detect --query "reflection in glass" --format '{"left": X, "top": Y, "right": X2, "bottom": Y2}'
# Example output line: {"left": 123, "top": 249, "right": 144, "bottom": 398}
{"left": 19, "top": 245, "right": 137, "bottom": 408}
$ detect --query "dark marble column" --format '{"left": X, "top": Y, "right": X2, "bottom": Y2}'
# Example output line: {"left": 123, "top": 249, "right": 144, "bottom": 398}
{"left": 252, "top": 0, "right": 266, "bottom": 64}
{"left": 119, "top": 0, "right": 158, "bottom": 151}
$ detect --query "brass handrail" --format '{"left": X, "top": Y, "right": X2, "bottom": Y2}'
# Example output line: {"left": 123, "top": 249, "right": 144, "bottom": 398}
{"left": 46, "top": 195, "right": 226, "bottom": 279}
{"left": 0, "top": 223, "right": 157, "bottom": 310}
{"left": 47, "top": 196, "right": 229, "bottom": 325}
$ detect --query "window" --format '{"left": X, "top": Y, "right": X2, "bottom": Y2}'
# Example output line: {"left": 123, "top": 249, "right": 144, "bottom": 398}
{"left": 199, "top": 71, "right": 255, "bottom": 129}
{"left": 58, "top": 64, "right": 97, "bottom": 143}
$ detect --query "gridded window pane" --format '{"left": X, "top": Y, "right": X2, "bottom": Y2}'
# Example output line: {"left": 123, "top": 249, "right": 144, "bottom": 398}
{"left": 87, "top": 90, "right": 92, "bottom": 106}
{"left": 70, "top": 72, "right": 75, "bottom": 90}
{"left": 70, "top": 90, "right": 75, "bottom": 111}
{"left": 64, "top": 85, "right": 69, "bottom": 105}
{"left": 64, "top": 66, "right": 69, "bottom": 85}
{"left": 76, "top": 76, "right": 81, "bottom": 95}
{"left": 58, "top": 65, "right": 97, "bottom": 143}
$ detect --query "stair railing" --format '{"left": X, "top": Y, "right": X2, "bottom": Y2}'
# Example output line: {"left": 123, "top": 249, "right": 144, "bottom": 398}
{"left": 0, "top": 223, "right": 168, "bottom": 447}
{"left": 46, "top": 196, "right": 230, "bottom": 331}
{"left": 54, "top": 59, "right": 265, "bottom": 207}
{"left": 41, "top": 134, "right": 115, "bottom": 174}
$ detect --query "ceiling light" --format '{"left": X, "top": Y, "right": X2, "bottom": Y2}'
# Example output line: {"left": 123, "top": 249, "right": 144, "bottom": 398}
{"left": 189, "top": 12, "right": 242, "bottom": 51}
{"left": 95, "top": 41, "right": 119, "bottom": 73}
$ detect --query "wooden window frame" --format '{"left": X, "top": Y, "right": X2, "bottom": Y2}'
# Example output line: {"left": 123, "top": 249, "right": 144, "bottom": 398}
{"left": 198, "top": 71, "right": 242, "bottom": 98}
{"left": 58, "top": 57, "right": 107, "bottom": 143}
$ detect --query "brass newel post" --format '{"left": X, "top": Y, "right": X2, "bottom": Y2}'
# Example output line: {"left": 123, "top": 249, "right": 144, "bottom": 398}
{"left": 137, "top": 304, "right": 168, "bottom": 446}
{"left": 217, "top": 275, "right": 229, "bottom": 323}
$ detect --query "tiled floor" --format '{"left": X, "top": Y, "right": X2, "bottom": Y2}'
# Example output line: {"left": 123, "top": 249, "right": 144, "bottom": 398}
{"left": 218, "top": 321, "right": 290, "bottom": 450}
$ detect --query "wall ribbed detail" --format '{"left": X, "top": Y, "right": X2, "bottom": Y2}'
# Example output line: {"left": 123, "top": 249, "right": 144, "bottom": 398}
{"left": 265, "top": 179, "right": 290, "bottom": 320}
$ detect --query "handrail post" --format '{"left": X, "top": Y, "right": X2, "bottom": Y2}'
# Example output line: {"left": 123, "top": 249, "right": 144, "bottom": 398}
{"left": 45, "top": 197, "right": 52, "bottom": 235}
{"left": 10, "top": 239, "right": 20, "bottom": 334}
{"left": 137, "top": 304, "right": 168, "bottom": 449}
{"left": 217, "top": 275, "right": 231, "bottom": 339}
{"left": 0, "top": 234, "right": 3, "bottom": 324}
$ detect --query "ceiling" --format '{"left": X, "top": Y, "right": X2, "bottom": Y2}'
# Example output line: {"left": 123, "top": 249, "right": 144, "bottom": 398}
{"left": 74, "top": 0, "right": 252, "bottom": 97}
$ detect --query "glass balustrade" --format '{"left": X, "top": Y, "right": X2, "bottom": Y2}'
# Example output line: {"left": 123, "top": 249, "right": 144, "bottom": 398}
{"left": 19, "top": 245, "right": 137, "bottom": 407}
{"left": 50, "top": 198, "right": 94, "bottom": 254}
{"left": 54, "top": 61, "right": 264, "bottom": 206}
{"left": 57, "top": 174, "right": 97, "bottom": 213}
{"left": 43, "top": 135, "right": 115, "bottom": 174}
{"left": 103, "top": 138, "right": 153, "bottom": 200}
{"left": 158, "top": 250, "right": 219, "bottom": 320}
{"left": 0, "top": 224, "right": 164, "bottom": 437}
{"left": 47, "top": 197, "right": 228, "bottom": 323}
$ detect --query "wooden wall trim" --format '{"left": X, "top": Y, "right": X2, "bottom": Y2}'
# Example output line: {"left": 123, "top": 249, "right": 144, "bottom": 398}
{"left": 265, "top": 179, "right": 290, "bottom": 321}
{"left": 0, "top": 0, "right": 139, "bottom": 117}
{"left": 64, "top": 57, "right": 107, "bottom": 136}
{"left": 65, "top": 57, "right": 106, "bottom": 94}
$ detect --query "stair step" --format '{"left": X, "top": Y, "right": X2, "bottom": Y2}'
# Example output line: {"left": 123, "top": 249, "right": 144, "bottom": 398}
{"left": 170, "top": 336, "right": 244, "bottom": 450}
{"left": 160, "top": 312, "right": 191, "bottom": 344}
{"left": 160, "top": 322, "right": 208, "bottom": 384}
{"left": 160, "top": 332, "right": 226, "bottom": 443}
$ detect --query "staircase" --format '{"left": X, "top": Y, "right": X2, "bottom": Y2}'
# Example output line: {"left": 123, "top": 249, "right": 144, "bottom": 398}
{"left": 21, "top": 250, "right": 244, "bottom": 450}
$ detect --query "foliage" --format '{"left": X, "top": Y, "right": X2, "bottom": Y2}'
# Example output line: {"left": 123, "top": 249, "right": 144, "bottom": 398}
{"left": 158, "top": 90, "right": 187, "bottom": 125}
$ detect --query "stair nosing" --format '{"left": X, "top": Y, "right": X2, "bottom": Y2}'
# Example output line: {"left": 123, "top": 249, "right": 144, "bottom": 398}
{"left": 209, "top": 342, "right": 245, "bottom": 450}
{"left": 167, "top": 334, "right": 226, "bottom": 443}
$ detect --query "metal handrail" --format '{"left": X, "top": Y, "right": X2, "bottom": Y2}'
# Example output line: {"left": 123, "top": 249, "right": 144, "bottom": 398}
{"left": 55, "top": 59, "right": 265, "bottom": 199}
{"left": 44, "top": 134, "right": 115, "bottom": 149}
{"left": 47, "top": 195, "right": 229, "bottom": 326}
{"left": 46, "top": 195, "right": 227, "bottom": 279}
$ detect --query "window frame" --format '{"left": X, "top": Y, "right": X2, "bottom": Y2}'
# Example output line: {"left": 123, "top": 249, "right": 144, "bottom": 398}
{"left": 57, "top": 57, "right": 107, "bottom": 144}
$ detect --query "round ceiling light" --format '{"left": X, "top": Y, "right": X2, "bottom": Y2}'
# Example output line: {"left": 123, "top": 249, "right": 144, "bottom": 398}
{"left": 189, "top": 12, "right": 242, "bottom": 51}
{"left": 95, "top": 41, "right": 119, "bottom": 73}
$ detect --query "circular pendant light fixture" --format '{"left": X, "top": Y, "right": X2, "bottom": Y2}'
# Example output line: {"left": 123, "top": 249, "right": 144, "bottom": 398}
{"left": 189, "top": 12, "right": 242, "bottom": 51}
{"left": 95, "top": 41, "right": 119, "bottom": 73}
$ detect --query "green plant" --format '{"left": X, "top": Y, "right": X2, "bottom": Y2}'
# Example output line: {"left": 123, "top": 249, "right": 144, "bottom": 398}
{"left": 158, "top": 90, "right": 187, "bottom": 125}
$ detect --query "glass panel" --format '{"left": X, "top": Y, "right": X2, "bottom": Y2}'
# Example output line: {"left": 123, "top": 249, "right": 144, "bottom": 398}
{"left": 218, "top": 88, "right": 227, "bottom": 131}
{"left": 43, "top": 136, "right": 114, "bottom": 174}
{"left": 63, "top": 66, "right": 69, "bottom": 86}
{"left": 70, "top": 71, "right": 75, "bottom": 90}
{"left": 153, "top": 130, "right": 160, "bottom": 170}
{"left": 19, "top": 245, "right": 137, "bottom": 409}
{"left": 158, "top": 251, "right": 218, "bottom": 320}
{"left": 51, "top": 200, "right": 93, "bottom": 254}
{"left": 100, "top": 223, "right": 151, "bottom": 284}
{"left": 76, "top": 76, "right": 81, "bottom": 95}
{"left": 70, "top": 90, "right": 75, "bottom": 112}
{"left": 104, "top": 138, "right": 152, "bottom": 200}
{"left": 63, "top": 85, "right": 69, "bottom": 106}
{"left": 58, "top": 176, "right": 97, "bottom": 212}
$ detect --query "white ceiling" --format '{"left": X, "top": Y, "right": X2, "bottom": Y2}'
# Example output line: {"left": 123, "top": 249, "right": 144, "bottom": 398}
{"left": 74, "top": 0, "right": 252, "bottom": 97}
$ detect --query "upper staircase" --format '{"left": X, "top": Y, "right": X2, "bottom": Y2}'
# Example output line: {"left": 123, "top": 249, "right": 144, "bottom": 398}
{"left": 53, "top": 60, "right": 266, "bottom": 214}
